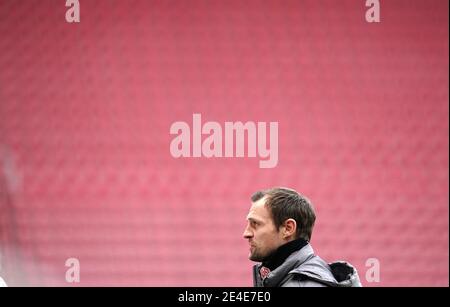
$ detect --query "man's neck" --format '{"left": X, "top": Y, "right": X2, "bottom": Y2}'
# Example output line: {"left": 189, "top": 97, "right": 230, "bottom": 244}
{"left": 262, "top": 238, "right": 308, "bottom": 271}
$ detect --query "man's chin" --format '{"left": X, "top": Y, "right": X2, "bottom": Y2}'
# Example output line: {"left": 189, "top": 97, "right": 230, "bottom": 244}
{"left": 249, "top": 253, "right": 264, "bottom": 262}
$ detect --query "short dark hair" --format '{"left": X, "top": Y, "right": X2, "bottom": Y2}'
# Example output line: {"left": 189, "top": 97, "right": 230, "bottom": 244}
{"left": 251, "top": 187, "right": 316, "bottom": 241}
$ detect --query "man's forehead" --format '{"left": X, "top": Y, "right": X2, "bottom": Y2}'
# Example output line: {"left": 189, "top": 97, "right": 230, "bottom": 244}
{"left": 247, "top": 197, "right": 270, "bottom": 219}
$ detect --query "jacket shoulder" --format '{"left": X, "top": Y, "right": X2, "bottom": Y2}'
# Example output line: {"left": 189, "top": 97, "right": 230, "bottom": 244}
{"left": 281, "top": 274, "right": 328, "bottom": 287}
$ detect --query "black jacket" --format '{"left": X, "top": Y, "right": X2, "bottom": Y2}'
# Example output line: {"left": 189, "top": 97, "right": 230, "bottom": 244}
{"left": 253, "top": 243, "right": 362, "bottom": 287}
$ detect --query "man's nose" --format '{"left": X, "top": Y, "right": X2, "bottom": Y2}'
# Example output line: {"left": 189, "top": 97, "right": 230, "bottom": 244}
{"left": 243, "top": 225, "right": 253, "bottom": 239}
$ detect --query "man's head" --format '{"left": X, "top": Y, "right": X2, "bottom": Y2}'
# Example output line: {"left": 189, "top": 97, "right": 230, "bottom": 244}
{"left": 243, "top": 187, "right": 316, "bottom": 262}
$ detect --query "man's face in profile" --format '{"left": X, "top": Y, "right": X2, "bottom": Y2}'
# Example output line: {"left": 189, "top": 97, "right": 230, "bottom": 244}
{"left": 243, "top": 197, "right": 284, "bottom": 262}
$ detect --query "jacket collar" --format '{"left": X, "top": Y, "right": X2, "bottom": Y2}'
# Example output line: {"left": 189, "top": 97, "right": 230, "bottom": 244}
{"left": 254, "top": 243, "right": 316, "bottom": 287}
{"left": 262, "top": 238, "right": 308, "bottom": 271}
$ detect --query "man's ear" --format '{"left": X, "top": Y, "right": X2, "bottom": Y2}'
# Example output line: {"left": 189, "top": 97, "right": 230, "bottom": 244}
{"left": 282, "top": 218, "right": 297, "bottom": 239}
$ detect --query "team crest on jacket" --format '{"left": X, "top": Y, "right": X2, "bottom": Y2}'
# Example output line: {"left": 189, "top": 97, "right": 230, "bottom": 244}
{"left": 259, "top": 266, "right": 271, "bottom": 280}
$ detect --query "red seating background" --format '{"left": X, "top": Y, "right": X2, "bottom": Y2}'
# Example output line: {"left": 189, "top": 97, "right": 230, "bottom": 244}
{"left": 0, "top": 0, "right": 448, "bottom": 286}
